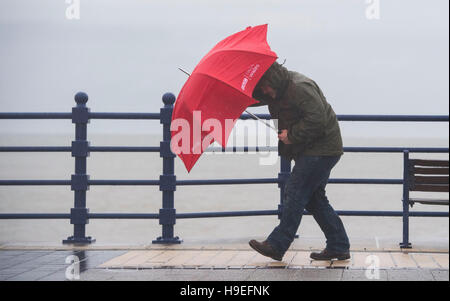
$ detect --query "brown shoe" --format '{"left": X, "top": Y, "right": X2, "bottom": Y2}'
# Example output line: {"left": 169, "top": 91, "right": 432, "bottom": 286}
{"left": 310, "top": 248, "right": 350, "bottom": 261}
{"left": 249, "top": 240, "right": 283, "bottom": 261}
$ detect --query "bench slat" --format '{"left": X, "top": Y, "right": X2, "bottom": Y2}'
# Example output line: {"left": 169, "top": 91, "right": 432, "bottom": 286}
{"left": 410, "top": 184, "right": 449, "bottom": 192}
{"left": 409, "top": 198, "right": 450, "bottom": 206}
{"left": 414, "top": 176, "right": 449, "bottom": 185}
{"left": 413, "top": 167, "right": 449, "bottom": 175}
{"left": 411, "top": 159, "right": 449, "bottom": 167}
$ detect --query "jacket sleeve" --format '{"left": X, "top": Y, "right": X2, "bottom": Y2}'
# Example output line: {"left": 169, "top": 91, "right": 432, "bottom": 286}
{"left": 287, "top": 82, "right": 327, "bottom": 148}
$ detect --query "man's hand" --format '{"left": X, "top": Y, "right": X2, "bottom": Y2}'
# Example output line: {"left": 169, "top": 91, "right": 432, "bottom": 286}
{"left": 278, "top": 129, "right": 292, "bottom": 144}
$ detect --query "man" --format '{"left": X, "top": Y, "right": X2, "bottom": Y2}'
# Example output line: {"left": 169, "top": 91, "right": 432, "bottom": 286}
{"left": 248, "top": 61, "right": 351, "bottom": 261}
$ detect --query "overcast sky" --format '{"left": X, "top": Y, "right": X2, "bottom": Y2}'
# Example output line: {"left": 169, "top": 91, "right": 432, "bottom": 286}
{"left": 0, "top": 0, "right": 448, "bottom": 139}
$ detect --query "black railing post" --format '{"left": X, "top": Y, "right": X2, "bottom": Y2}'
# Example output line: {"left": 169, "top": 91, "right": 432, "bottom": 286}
{"left": 278, "top": 156, "right": 291, "bottom": 219}
{"left": 153, "top": 93, "right": 182, "bottom": 244}
{"left": 63, "top": 92, "right": 95, "bottom": 244}
{"left": 400, "top": 150, "right": 412, "bottom": 248}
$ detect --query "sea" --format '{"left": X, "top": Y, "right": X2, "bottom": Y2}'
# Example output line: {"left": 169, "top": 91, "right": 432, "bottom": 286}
{"left": 0, "top": 133, "right": 448, "bottom": 250}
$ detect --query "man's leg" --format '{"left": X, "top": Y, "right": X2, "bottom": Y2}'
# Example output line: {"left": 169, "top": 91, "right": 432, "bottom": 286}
{"left": 305, "top": 178, "right": 350, "bottom": 253}
{"left": 266, "top": 155, "right": 340, "bottom": 255}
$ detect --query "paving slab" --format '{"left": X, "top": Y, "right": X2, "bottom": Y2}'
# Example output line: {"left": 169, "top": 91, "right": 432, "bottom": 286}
{"left": 206, "top": 250, "right": 239, "bottom": 269}
{"left": 6, "top": 269, "right": 59, "bottom": 281}
{"left": 185, "top": 250, "right": 222, "bottom": 268}
{"left": 411, "top": 253, "right": 440, "bottom": 269}
{"left": 431, "top": 270, "right": 449, "bottom": 281}
{"left": 390, "top": 252, "right": 418, "bottom": 268}
{"left": 247, "top": 269, "right": 300, "bottom": 281}
{"left": 386, "top": 269, "right": 435, "bottom": 281}
{"left": 195, "top": 269, "right": 255, "bottom": 281}
{"left": 292, "top": 269, "right": 344, "bottom": 281}
{"left": 342, "top": 269, "right": 389, "bottom": 281}
{"left": 432, "top": 253, "right": 449, "bottom": 269}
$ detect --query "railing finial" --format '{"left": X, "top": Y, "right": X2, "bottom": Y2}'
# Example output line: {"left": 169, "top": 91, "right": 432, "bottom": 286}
{"left": 162, "top": 93, "right": 175, "bottom": 105}
{"left": 75, "top": 92, "right": 88, "bottom": 105}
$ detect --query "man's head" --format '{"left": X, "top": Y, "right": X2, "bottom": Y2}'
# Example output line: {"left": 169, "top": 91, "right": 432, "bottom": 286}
{"left": 254, "top": 78, "right": 277, "bottom": 100}
{"left": 252, "top": 61, "right": 289, "bottom": 102}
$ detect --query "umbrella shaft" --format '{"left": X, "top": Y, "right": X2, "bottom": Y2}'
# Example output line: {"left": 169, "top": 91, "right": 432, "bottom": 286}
{"left": 244, "top": 110, "right": 279, "bottom": 134}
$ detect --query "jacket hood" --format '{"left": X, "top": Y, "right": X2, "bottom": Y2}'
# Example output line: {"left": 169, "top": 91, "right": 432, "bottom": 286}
{"left": 252, "top": 61, "right": 291, "bottom": 104}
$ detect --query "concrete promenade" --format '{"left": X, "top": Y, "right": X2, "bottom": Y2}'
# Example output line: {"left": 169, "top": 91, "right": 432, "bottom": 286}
{"left": 0, "top": 244, "right": 448, "bottom": 281}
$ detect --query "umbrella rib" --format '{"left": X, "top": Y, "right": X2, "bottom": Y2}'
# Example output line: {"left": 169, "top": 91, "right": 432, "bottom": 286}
{"left": 200, "top": 48, "right": 277, "bottom": 62}
{"left": 195, "top": 49, "right": 277, "bottom": 78}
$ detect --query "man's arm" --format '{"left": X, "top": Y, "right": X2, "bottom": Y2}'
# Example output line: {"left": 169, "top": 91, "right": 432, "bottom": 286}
{"left": 286, "top": 82, "right": 327, "bottom": 148}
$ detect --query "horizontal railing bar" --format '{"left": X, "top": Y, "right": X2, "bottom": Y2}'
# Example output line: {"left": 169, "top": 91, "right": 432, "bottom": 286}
{"left": 0, "top": 112, "right": 161, "bottom": 120}
{"left": 0, "top": 146, "right": 72, "bottom": 152}
{"left": 0, "top": 213, "right": 70, "bottom": 219}
{"left": 89, "top": 213, "right": 159, "bottom": 219}
{"left": 239, "top": 113, "right": 274, "bottom": 120}
{"left": 0, "top": 210, "right": 447, "bottom": 219}
{"left": 239, "top": 114, "right": 450, "bottom": 122}
{"left": 205, "top": 146, "right": 449, "bottom": 153}
{"left": 339, "top": 210, "right": 449, "bottom": 217}
{"left": 177, "top": 178, "right": 402, "bottom": 185}
{"left": 175, "top": 210, "right": 449, "bottom": 218}
{"left": 176, "top": 178, "right": 279, "bottom": 185}
{"left": 337, "top": 115, "right": 450, "bottom": 122}
{"left": 176, "top": 210, "right": 279, "bottom": 218}
{"left": 0, "top": 146, "right": 447, "bottom": 153}
{"left": 88, "top": 112, "right": 160, "bottom": 119}
{"left": 0, "top": 213, "right": 162, "bottom": 219}
{"left": 0, "top": 113, "right": 72, "bottom": 119}
{"left": 89, "top": 146, "right": 160, "bottom": 152}
{"left": 0, "top": 180, "right": 159, "bottom": 186}
{"left": 1, "top": 113, "right": 448, "bottom": 122}
{"left": 0, "top": 146, "right": 161, "bottom": 152}
{"left": 343, "top": 147, "right": 449, "bottom": 153}
{"left": 205, "top": 146, "right": 276, "bottom": 152}
{"left": 0, "top": 180, "right": 70, "bottom": 185}
{"left": 329, "top": 179, "right": 403, "bottom": 184}
{"left": 0, "top": 178, "right": 403, "bottom": 186}
{"left": 89, "top": 180, "right": 160, "bottom": 185}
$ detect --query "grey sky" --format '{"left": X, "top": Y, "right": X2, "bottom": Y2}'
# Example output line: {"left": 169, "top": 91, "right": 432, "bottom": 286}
{"left": 0, "top": 0, "right": 448, "bottom": 139}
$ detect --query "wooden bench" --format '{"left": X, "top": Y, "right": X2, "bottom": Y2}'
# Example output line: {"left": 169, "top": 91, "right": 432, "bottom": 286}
{"left": 407, "top": 159, "right": 449, "bottom": 206}
{"left": 400, "top": 155, "right": 449, "bottom": 248}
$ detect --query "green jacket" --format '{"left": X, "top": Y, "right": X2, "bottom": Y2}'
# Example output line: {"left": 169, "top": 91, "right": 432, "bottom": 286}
{"left": 250, "top": 62, "right": 343, "bottom": 160}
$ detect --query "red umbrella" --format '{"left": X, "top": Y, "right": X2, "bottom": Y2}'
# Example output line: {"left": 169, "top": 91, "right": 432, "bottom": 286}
{"left": 171, "top": 24, "right": 278, "bottom": 172}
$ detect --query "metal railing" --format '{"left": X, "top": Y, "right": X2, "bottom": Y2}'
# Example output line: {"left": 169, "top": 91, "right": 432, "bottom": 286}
{"left": 0, "top": 92, "right": 448, "bottom": 247}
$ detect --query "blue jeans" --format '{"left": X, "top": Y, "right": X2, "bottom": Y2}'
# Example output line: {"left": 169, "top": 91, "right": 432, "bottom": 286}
{"left": 267, "top": 155, "right": 350, "bottom": 255}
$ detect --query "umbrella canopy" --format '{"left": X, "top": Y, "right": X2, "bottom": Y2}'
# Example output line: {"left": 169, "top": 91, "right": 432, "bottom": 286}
{"left": 171, "top": 24, "right": 278, "bottom": 172}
